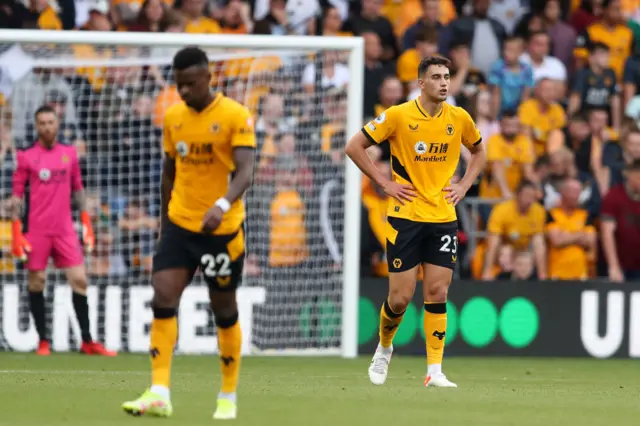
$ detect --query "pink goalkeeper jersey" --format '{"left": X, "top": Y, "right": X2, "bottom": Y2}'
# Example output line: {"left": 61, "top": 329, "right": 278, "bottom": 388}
{"left": 12, "top": 142, "right": 83, "bottom": 236}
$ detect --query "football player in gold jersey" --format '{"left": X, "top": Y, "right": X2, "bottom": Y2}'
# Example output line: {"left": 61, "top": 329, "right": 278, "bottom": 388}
{"left": 122, "top": 47, "right": 256, "bottom": 420}
{"left": 345, "top": 55, "right": 486, "bottom": 388}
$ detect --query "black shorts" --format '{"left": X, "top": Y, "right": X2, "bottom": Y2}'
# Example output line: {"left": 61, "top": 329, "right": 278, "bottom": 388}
{"left": 386, "top": 217, "right": 458, "bottom": 272}
{"left": 152, "top": 221, "right": 245, "bottom": 291}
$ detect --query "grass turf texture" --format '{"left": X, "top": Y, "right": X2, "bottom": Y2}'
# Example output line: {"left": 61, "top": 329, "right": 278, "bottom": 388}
{"left": 0, "top": 354, "right": 638, "bottom": 426}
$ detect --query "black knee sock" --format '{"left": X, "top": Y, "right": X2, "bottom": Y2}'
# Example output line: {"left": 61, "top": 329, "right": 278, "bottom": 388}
{"left": 28, "top": 291, "right": 47, "bottom": 342}
{"left": 72, "top": 292, "right": 92, "bottom": 343}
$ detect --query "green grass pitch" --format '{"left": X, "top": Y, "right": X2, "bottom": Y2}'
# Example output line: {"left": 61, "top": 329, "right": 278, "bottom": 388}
{"left": 0, "top": 353, "right": 638, "bottom": 426}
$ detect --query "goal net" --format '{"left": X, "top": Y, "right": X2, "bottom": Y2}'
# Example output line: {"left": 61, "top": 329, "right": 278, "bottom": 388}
{"left": 0, "top": 32, "right": 363, "bottom": 357}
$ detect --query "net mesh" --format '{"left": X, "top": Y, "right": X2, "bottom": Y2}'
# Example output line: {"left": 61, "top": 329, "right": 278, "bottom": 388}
{"left": 0, "top": 40, "right": 349, "bottom": 354}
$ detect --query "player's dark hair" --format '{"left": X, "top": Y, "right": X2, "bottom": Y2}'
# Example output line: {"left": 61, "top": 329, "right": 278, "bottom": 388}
{"left": 418, "top": 55, "right": 451, "bottom": 76}
{"left": 517, "top": 179, "right": 537, "bottom": 193}
{"left": 501, "top": 109, "right": 518, "bottom": 119}
{"left": 172, "top": 46, "right": 209, "bottom": 70}
{"left": 589, "top": 41, "right": 610, "bottom": 53}
{"left": 34, "top": 104, "right": 56, "bottom": 119}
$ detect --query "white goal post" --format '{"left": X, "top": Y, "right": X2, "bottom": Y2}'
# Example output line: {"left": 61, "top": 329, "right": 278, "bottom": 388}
{"left": 0, "top": 30, "right": 363, "bottom": 358}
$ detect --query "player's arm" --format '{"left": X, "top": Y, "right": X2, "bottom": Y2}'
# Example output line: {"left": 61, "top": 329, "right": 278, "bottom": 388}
{"left": 70, "top": 150, "right": 95, "bottom": 252}
{"left": 446, "top": 112, "right": 486, "bottom": 205}
{"left": 345, "top": 110, "right": 416, "bottom": 204}
{"left": 202, "top": 108, "right": 256, "bottom": 233}
{"left": 10, "top": 150, "right": 31, "bottom": 260}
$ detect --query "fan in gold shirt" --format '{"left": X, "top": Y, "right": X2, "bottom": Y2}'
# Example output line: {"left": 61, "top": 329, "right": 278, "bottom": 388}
{"left": 346, "top": 55, "right": 486, "bottom": 389}
{"left": 122, "top": 47, "right": 256, "bottom": 421}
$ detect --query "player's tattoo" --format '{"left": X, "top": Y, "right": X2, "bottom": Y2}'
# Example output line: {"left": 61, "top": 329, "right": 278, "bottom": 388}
{"left": 223, "top": 147, "right": 255, "bottom": 204}
{"left": 160, "top": 156, "right": 176, "bottom": 232}
{"left": 73, "top": 189, "right": 87, "bottom": 212}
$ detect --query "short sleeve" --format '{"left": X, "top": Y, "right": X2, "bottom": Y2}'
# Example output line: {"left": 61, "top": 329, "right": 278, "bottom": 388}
{"left": 518, "top": 102, "right": 534, "bottom": 126}
{"left": 362, "top": 107, "right": 398, "bottom": 144}
{"left": 574, "top": 29, "right": 590, "bottom": 59}
{"left": 231, "top": 107, "right": 257, "bottom": 148}
{"left": 487, "top": 61, "right": 503, "bottom": 87}
{"left": 486, "top": 135, "right": 504, "bottom": 162}
{"left": 571, "top": 70, "right": 586, "bottom": 94}
{"left": 487, "top": 203, "right": 507, "bottom": 235}
{"left": 600, "top": 188, "right": 620, "bottom": 221}
{"left": 524, "top": 65, "right": 535, "bottom": 89}
{"left": 460, "top": 109, "right": 482, "bottom": 149}
{"left": 162, "top": 112, "right": 176, "bottom": 159}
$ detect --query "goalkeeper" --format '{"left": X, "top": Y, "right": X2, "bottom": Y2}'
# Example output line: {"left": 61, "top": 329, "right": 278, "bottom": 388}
{"left": 122, "top": 46, "right": 256, "bottom": 420}
{"left": 11, "top": 105, "right": 115, "bottom": 357}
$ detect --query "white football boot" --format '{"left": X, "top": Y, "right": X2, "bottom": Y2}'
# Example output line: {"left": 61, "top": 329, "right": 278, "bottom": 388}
{"left": 368, "top": 344, "right": 393, "bottom": 385}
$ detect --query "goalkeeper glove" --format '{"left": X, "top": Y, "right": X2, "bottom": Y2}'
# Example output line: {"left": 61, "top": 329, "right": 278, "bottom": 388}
{"left": 11, "top": 220, "right": 31, "bottom": 262}
{"left": 80, "top": 211, "right": 95, "bottom": 254}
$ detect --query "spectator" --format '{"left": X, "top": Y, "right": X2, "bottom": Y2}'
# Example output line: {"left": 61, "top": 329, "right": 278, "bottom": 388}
{"left": 510, "top": 250, "right": 536, "bottom": 280}
{"left": 482, "top": 180, "right": 547, "bottom": 280}
{"left": 447, "top": 0, "right": 507, "bottom": 77}
{"left": 362, "top": 32, "right": 395, "bottom": 118}
{"left": 470, "top": 90, "right": 500, "bottom": 143}
{"left": 546, "top": 178, "right": 597, "bottom": 280}
{"left": 127, "top": 0, "right": 169, "bottom": 31}
{"left": 574, "top": 0, "right": 633, "bottom": 82}
{"left": 494, "top": 244, "right": 515, "bottom": 279}
{"left": 397, "top": 26, "right": 438, "bottom": 87}
{"left": 448, "top": 42, "right": 486, "bottom": 111}
{"left": 395, "top": 0, "right": 456, "bottom": 45}
{"left": 267, "top": 162, "right": 309, "bottom": 268}
{"left": 488, "top": 0, "right": 528, "bottom": 35}
{"left": 180, "top": 0, "right": 221, "bottom": 33}
{"left": 513, "top": 11, "right": 546, "bottom": 40}
{"left": 488, "top": 36, "right": 534, "bottom": 119}
{"left": 23, "top": 0, "right": 63, "bottom": 30}
{"left": 571, "top": 0, "right": 604, "bottom": 34}
{"left": 361, "top": 160, "right": 390, "bottom": 277}
{"left": 600, "top": 160, "right": 640, "bottom": 282}
{"left": 301, "top": 51, "right": 349, "bottom": 94}
{"left": 606, "top": 126, "right": 640, "bottom": 187}
{"left": 89, "top": 225, "right": 127, "bottom": 276}
{"left": 401, "top": 0, "right": 443, "bottom": 51}
{"left": 480, "top": 110, "right": 536, "bottom": 200}
{"left": 219, "top": 0, "right": 253, "bottom": 34}
{"left": 255, "top": 92, "right": 297, "bottom": 166}
{"left": 10, "top": 68, "right": 79, "bottom": 144}
{"left": 343, "top": 0, "right": 398, "bottom": 62}
{"left": 321, "top": 5, "right": 350, "bottom": 37}
{"left": 568, "top": 42, "right": 621, "bottom": 131}
{"left": 518, "top": 78, "right": 567, "bottom": 157}
{"left": 0, "top": 107, "right": 16, "bottom": 194}
{"left": 372, "top": 76, "right": 403, "bottom": 120}
{"left": 252, "top": 0, "right": 294, "bottom": 35}
{"left": 80, "top": 1, "right": 113, "bottom": 30}
{"left": 0, "top": 0, "right": 28, "bottom": 28}
{"left": 541, "top": 147, "right": 579, "bottom": 208}
{"left": 0, "top": 196, "right": 16, "bottom": 273}
{"left": 520, "top": 31, "right": 568, "bottom": 98}
{"left": 622, "top": 47, "right": 640, "bottom": 106}
{"left": 118, "top": 199, "right": 158, "bottom": 272}
{"left": 543, "top": 0, "right": 577, "bottom": 72}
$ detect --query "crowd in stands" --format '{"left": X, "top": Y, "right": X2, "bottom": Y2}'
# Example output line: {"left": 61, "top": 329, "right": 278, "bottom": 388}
{"left": 0, "top": 0, "right": 639, "bottom": 283}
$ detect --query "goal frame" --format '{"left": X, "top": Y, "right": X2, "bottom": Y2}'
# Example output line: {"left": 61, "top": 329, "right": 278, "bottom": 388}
{"left": 0, "top": 30, "right": 364, "bottom": 359}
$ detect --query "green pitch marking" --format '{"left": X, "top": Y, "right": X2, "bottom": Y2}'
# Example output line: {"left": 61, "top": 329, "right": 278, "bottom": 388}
{"left": 0, "top": 354, "right": 638, "bottom": 426}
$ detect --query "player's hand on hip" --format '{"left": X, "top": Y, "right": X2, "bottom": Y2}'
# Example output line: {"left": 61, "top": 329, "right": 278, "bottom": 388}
{"left": 383, "top": 181, "right": 417, "bottom": 205}
{"left": 443, "top": 183, "right": 469, "bottom": 206}
{"left": 202, "top": 205, "right": 224, "bottom": 233}
{"left": 80, "top": 211, "right": 95, "bottom": 254}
